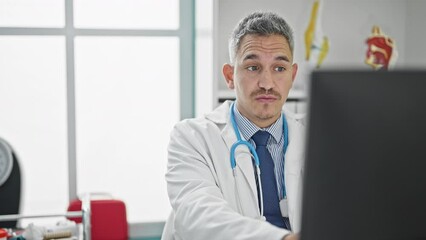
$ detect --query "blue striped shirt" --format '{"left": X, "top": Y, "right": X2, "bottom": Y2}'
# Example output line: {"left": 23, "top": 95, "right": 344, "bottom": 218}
{"left": 233, "top": 104, "right": 286, "bottom": 199}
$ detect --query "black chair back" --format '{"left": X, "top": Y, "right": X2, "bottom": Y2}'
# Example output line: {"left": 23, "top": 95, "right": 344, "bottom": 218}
{"left": 0, "top": 148, "right": 21, "bottom": 228}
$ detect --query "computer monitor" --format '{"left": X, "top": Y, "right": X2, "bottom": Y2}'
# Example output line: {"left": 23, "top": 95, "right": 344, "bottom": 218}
{"left": 301, "top": 70, "right": 426, "bottom": 240}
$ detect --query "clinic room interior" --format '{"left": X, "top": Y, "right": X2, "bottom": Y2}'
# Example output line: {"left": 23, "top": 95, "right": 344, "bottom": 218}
{"left": 1, "top": 0, "right": 426, "bottom": 240}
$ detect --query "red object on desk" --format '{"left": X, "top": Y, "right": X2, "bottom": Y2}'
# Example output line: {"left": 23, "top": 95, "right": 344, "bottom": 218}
{"left": 0, "top": 228, "right": 7, "bottom": 239}
{"left": 67, "top": 198, "right": 128, "bottom": 240}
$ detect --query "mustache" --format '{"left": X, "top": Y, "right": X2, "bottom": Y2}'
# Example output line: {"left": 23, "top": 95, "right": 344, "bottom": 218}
{"left": 250, "top": 89, "right": 282, "bottom": 99}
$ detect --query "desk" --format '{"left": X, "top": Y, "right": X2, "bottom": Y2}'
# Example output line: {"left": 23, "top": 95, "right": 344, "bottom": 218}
{"left": 0, "top": 203, "right": 90, "bottom": 240}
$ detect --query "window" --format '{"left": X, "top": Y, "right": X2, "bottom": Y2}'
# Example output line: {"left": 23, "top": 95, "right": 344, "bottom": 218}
{"left": 0, "top": 0, "right": 64, "bottom": 27}
{"left": 74, "top": 0, "right": 179, "bottom": 29}
{"left": 75, "top": 36, "right": 179, "bottom": 222}
{"left": 0, "top": 0, "right": 194, "bottom": 231}
{"left": 0, "top": 36, "right": 68, "bottom": 224}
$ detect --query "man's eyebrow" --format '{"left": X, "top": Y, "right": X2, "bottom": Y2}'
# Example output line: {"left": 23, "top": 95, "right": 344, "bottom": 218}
{"left": 242, "top": 53, "right": 258, "bottom": 61}
{"left": 242, "top": 54, "right": 290, "bottom": 62}
{"left": 276, "top": 55, "right": 290, "bottom": 62}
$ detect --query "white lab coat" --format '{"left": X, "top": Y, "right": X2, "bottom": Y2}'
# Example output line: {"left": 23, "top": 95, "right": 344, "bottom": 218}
{"left": 162, "top": 101, "right": 305, "bottom": 240}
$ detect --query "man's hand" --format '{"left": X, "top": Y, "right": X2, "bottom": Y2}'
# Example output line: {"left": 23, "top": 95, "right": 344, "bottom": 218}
{"left": 282, "top": 233, "right": 299, "bottom": 240}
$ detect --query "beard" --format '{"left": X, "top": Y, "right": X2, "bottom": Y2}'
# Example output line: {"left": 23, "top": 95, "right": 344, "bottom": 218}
{"left": 251, "top": 90, "right": 283, "bottom": 122}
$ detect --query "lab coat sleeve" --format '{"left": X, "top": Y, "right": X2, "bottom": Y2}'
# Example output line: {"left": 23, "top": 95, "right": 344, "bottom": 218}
{"left": 165, "top": 120, "right": 289, "bottom": 240}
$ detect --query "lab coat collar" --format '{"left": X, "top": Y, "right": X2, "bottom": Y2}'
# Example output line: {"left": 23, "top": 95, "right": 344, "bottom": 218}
{"left": 204, "top": 100, "right": 231, "bottom": 124}
{"left": 205, "top": 101, "right": 260, "bottom": 210}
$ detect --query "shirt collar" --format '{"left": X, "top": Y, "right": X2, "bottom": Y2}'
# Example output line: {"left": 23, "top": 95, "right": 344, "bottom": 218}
{"left": 233, "top": 102, "right": 282, "bottom": 143}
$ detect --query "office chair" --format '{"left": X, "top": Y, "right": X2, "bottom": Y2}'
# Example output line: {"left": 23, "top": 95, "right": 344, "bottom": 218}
{"left": 0, "top": 138, "right": 21, "bottom": 228}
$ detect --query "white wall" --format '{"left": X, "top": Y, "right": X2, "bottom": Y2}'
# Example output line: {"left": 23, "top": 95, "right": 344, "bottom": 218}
{"left": 214, "top": 0, "right": 426, "bottom": 105}
{"left": 405, "top": 0, "right": 426, "bottom": 67}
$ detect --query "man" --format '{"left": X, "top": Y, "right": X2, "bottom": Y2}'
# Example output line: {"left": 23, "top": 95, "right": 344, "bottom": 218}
{"left": 162, "top": 11, "right": 304, "bottom": 240}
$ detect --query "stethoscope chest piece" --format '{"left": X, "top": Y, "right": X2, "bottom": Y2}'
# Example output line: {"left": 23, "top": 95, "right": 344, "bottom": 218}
{"left": 279, "top": 198, "right": 289, "bottom": 217}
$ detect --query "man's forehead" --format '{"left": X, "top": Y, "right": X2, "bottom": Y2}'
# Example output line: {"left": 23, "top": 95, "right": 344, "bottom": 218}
{"left": 242, "top": 53, "right": 290, "bottom": 63}
{"left": 240, "top": 34, "right": 288, "bottom": 47}
{"left": 237, "top": 34, "right": 292, "bottom": 60}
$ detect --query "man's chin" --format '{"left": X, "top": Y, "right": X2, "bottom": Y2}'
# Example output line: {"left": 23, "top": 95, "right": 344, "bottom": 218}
{"left": 255, "top": 111, "right": 276, "bottom": 121}
{"left": 257, "top": 104, "right": 281, "bottom": 115}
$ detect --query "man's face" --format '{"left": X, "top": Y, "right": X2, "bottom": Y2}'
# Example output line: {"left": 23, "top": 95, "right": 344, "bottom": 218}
{"left": 223, "top": 34, "right": 298, "bottom": 128}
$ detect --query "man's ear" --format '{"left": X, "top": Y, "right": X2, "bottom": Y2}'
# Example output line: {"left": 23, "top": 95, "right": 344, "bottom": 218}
{"left": 291, "top": 63, "right": 298, "bottom": 83}
{"left": 223, "top": 63, "right": 235, "bottom": 89}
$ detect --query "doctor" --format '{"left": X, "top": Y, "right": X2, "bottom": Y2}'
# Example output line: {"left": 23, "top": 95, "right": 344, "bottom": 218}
{"left": 163, "top": 11, "right": 304, "bottom": 240}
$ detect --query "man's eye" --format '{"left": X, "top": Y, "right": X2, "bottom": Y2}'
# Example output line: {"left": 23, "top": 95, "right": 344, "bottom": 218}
{"left": 247, "top": 66, "right": 259, "bottom": 71}
{"left": 274, "top": 66, "right": 286, "bottom": 72}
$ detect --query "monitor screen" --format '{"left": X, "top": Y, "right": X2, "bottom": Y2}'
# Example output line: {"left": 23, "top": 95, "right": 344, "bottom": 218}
{"left": 301, "top": 70, "right": 426, "bottom": 240}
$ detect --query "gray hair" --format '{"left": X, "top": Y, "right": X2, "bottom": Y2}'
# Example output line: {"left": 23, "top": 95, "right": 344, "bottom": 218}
{"left": 228, "top": 11, "right": 294, "bottom": 63}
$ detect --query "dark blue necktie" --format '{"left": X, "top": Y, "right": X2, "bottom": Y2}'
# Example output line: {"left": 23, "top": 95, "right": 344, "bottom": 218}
{"left": 252, "top": 130, "right": 288, "bottom": 229}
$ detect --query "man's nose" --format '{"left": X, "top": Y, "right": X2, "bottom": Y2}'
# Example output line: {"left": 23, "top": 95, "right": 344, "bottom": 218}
{"left": 258, "top": 69, "right": 274, "bottom": 90}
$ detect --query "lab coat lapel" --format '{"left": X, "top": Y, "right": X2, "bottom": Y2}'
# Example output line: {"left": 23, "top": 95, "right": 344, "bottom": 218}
{"left": 221, "top": 118, "right": 259, "bottom": 203}
{"left": 283, "top": 111, "right": 305, "bottom": 232}
{"left": 206, "top": 101, "right": 260, "bottom": 215}
{"left": 208, "top": 101, "right": 259, "bottom": 207}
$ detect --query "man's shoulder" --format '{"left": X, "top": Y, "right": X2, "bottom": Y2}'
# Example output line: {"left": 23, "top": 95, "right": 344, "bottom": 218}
{"left": 283, "top": 108, "right": 306, "bottom": 129}
{"left": 174, "top": 101, "right": 232, "bottom": 131}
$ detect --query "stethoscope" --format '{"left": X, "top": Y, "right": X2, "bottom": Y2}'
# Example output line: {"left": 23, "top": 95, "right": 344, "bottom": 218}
{"left": 229, "top": 101, "right": 289, "bottom": 220}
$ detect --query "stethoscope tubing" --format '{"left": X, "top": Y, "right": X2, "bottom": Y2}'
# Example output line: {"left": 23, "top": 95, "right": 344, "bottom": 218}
{"left": 229, "top": 101, "right": 289, "bottom": 218}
